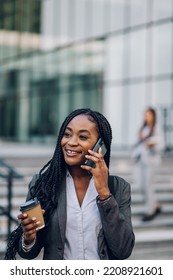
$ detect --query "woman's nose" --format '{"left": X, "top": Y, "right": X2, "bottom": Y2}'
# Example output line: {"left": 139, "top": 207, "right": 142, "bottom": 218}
{"left": 68, "top": 136, "right": 78, "bottom": 146}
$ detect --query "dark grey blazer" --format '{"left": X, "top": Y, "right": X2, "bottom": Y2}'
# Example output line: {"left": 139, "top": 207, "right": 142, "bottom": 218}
{"left": 18, "top": 175, "right": 135, "bottom": 260}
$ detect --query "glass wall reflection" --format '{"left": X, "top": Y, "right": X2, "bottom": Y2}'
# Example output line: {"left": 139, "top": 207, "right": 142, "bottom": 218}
{"left": 0, "top": 0, "right": 173, "bottom": 149}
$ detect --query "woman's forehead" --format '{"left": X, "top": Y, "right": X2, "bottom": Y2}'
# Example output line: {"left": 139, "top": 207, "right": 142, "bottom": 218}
{"left": 66, "top": 114, "right": 98, "bottom": 131}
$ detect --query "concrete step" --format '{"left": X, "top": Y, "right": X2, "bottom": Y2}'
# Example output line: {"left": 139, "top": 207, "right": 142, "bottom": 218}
{"left": 134, "top": 228, "right": 173, "bottom": 244}
{"left": 131, "top": 183, "right": 173, "bottom": 192}
{"left": 131, "top": 192, "right": 173, "bottom": 204}
{"left": 120, "top": 174, "right": 173, "bottom": 182}
{"left": 0, "top": 197, "right": 28, "bottom": 209}
{"left": 132, "top": 214, "right": 173, "bottom": 228}
{"left": 129, "top": 240, "right": 173, "bottom": 260}
{"left": 132, "top": 203, "right": 173, "bottom": 215}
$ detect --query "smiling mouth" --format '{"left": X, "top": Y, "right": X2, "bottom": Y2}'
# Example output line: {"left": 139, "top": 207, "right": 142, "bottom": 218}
{"left": 66, "top": 149, "right": 81, "bottom": 155}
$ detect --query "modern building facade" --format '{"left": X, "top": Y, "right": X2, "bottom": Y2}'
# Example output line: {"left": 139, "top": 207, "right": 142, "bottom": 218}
{"left": 0, "top": 0, "right": 173, "bottom": 150}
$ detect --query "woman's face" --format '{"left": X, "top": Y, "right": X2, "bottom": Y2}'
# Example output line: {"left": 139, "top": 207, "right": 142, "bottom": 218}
{"left": 61, "top": 114, "right": 99, "bottom": 167}
{"left": 144, "top": 110, "right": 154, "bottom": 125}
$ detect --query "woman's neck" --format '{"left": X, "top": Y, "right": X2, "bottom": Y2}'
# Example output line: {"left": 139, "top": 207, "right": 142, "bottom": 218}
{"left": 68, "top": 166, "right": 91, "bottom": 179}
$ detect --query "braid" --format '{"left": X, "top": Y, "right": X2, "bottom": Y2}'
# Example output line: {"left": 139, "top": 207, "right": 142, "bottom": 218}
{"left": 85, "top": 110, "right": 112, "bottom": 168}
{"left": 4, "top": 225, "right": 22, "bottom": 260}
{"left": 4, "top": 108, "right": 112, "bottom": 259}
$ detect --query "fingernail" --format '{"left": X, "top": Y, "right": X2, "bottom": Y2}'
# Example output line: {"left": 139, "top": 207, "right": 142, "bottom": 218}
{"left": 23, "top": 213, "right": 27, "bottom": 217}
{"left": 32, "top": 217, "right": 36, "bottom": 221}
{"left": 36, "top": 221, "right": 40, "bottom": 225}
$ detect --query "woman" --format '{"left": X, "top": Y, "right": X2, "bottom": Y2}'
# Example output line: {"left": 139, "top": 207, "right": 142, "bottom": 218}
{"left": 5, "top": 108, "right": 135, "bottom": 260}
{"left": 134, "top": 107, "right": 164, "bottom": 221}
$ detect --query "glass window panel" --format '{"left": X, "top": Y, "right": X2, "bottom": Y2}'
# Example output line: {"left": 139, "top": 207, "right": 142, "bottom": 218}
{"left": 3, "top": 1, "right": 14, "bottom": 15}
{"left": 84, "top": 0, "right": 93, "bottom": 38}
{"left": 72, "top": 44, "right": 91, "bottom": 73}
{"left": 123, "top": 32, "right": 130, "bottom": 79}
{"left": 129, "top": 29, "right": 147, "bottom": 78}
{"left": 57, "top": 0, "right": 69, "bottom": 43}
{"left": 0, "top": 71, "right": 7, "bottom": 94}
{"left": 128, "top": 83, "right": 147, "bottom": 145}
{"left": 17, "top": 75, "right": 30, "bottom": 141}
{"left": 153, "top": 0, "right": 173, "bottom": 21}
{"left": 83, "top": 88, "right": 102, "bottom": 111}
{"left": 71, "top": 40, "right": 104, "bottom": 75}
{"left": 56, "top": 48, "right": 73, "bottom": 76}
{"left": 91, "top": 0, "right": 105, "bottom": 37}
{"left": 109, "top": 0, "right": 125, "bottom": 32}
{"left": 73, "top": 0, "right": 86, "bottom": 40}
{"left": 3, "top": 16, "right": 13, "bottom": 30}
{"left": 105, "top": 35, "right": 124, "bottom": 81}
{"left": 130, "top": 0, "right": 148, "bottom": 26}
{"left": 103, "top": 85, "right": 123, "bottom": 147}
{"left": 151, "top": 80, "right": 172, "bottom": 106}
{"left": 71, "top": 44, "right": 88, "bottom": 74}
{"left": 41, "top": 0, "right": 57, "bottom": 49}
{"left": 0, "top": 44, "right": 3, "bottom": 62}
{"left": 67, "top": 0, "right": 76, "bottom": 39}
{"left": 152, "top": 23, "right": 172, "bottom": 75}
{"left": 57, "top": 91, "right": 70, "bottom": 127}
{"left": 89, "top": 40, "right": 104, "bottom": 72}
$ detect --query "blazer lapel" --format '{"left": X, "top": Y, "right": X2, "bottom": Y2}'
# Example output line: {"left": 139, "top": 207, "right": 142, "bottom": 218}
{"left": 57, "top": 176, "right": 67, "bottom": 245}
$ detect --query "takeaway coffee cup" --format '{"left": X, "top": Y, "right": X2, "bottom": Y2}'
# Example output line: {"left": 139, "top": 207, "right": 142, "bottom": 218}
{"left": 20, "top": 197, "right": 45, "bottom": 229}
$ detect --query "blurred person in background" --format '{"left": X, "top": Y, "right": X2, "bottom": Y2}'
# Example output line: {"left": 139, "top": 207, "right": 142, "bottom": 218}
{"left": 132, "top": 107, "right": 164, "bottom": 222}
{"left": 5, "top": 108, "right": 135, "bottom": 260}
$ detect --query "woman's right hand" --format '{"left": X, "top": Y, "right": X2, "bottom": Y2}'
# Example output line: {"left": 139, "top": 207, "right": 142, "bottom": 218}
{"left": 17, "top": 210, "right": 45, "bottom": 245}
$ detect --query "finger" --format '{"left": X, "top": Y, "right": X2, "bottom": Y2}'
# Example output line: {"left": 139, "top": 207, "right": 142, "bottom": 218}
{"left": 23, "top": 220, "right": 41, "bottom": 233}
{"left": 80, "top": 164, "right": 93, "bottom": 171}
{"left": 21, "top": 216, "right": 37, "bottom": 227}
{"left": 23, "top": 228, "right": 37, "bottom": 239}
{"left": 85, "top": 155, "right": 103, "bottom": 165}
{"left": 98, "top": 147, "right": 103, "bottom": 156}
{"left": 17, "top": 213, "right": 27, "bottom": 220}
{"left": 88, "top": 149, "right": 100, "bottom": 157}
{"left": 88, "top": 149, "right": 104, "bottom": 160}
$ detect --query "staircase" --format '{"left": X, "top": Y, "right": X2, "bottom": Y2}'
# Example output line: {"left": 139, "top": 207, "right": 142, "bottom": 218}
{"left": 0, "top": 143, "right": 173, "bottom": 259}
{"left": 110, "top": 154, "right": 173, "bottom": 259}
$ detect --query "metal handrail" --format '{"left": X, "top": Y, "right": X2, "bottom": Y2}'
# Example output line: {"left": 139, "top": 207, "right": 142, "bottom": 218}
{"left": 0, "top": 158, "right": 23, "bottom": 237}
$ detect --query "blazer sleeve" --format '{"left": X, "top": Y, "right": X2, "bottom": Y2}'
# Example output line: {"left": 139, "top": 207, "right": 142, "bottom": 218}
{"left": 97, "top": 176, "right": 135, "bottom": 259}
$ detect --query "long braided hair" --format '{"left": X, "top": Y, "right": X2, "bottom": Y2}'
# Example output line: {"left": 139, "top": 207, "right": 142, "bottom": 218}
{"left": 4, "top": 108, "right": 112, "bottom": 259}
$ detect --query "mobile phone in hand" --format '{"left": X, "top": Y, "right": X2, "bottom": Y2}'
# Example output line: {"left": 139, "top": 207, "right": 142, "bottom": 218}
{"left": 84, "top": 138, "right": 107, "bottom": 168}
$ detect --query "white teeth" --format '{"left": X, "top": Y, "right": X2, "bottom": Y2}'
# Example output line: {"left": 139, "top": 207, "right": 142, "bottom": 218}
{"left": 67, "top": 150, "right": 78, "bottom": 154}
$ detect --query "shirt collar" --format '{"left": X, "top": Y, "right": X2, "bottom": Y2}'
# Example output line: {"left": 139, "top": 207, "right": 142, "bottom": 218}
{"left": 66, "top": 169, "right": 93, "bottom": 180}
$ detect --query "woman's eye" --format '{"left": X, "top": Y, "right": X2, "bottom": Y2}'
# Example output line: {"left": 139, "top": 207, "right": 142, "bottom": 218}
{"left": 79, "top": 135, "right": 88, "bottom": 140}
{"left": 64, "top": 132, "right": 71, "bottom": 138}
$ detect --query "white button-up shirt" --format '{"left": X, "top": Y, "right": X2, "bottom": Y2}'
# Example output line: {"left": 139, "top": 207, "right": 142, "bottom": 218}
{"left": 63, "top": 172, "right": 102, "bottom": 260}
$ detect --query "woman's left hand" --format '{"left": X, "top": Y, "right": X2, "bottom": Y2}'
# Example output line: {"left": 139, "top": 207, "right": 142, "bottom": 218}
{"left": 81, "top": 148, "right": 111, "bottom": 200}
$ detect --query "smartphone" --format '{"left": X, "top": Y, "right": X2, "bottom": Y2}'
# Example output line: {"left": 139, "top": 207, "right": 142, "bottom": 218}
{"left": 84, "top": 137, "right": 107, "bottom": 168}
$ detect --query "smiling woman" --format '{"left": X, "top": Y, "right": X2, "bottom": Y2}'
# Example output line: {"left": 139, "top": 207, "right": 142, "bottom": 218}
{"left": 61, "top": 115, "right": 99, "bottom": 168}
{"left": 5, "top": 108, "right": 135, "bottom": 260}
